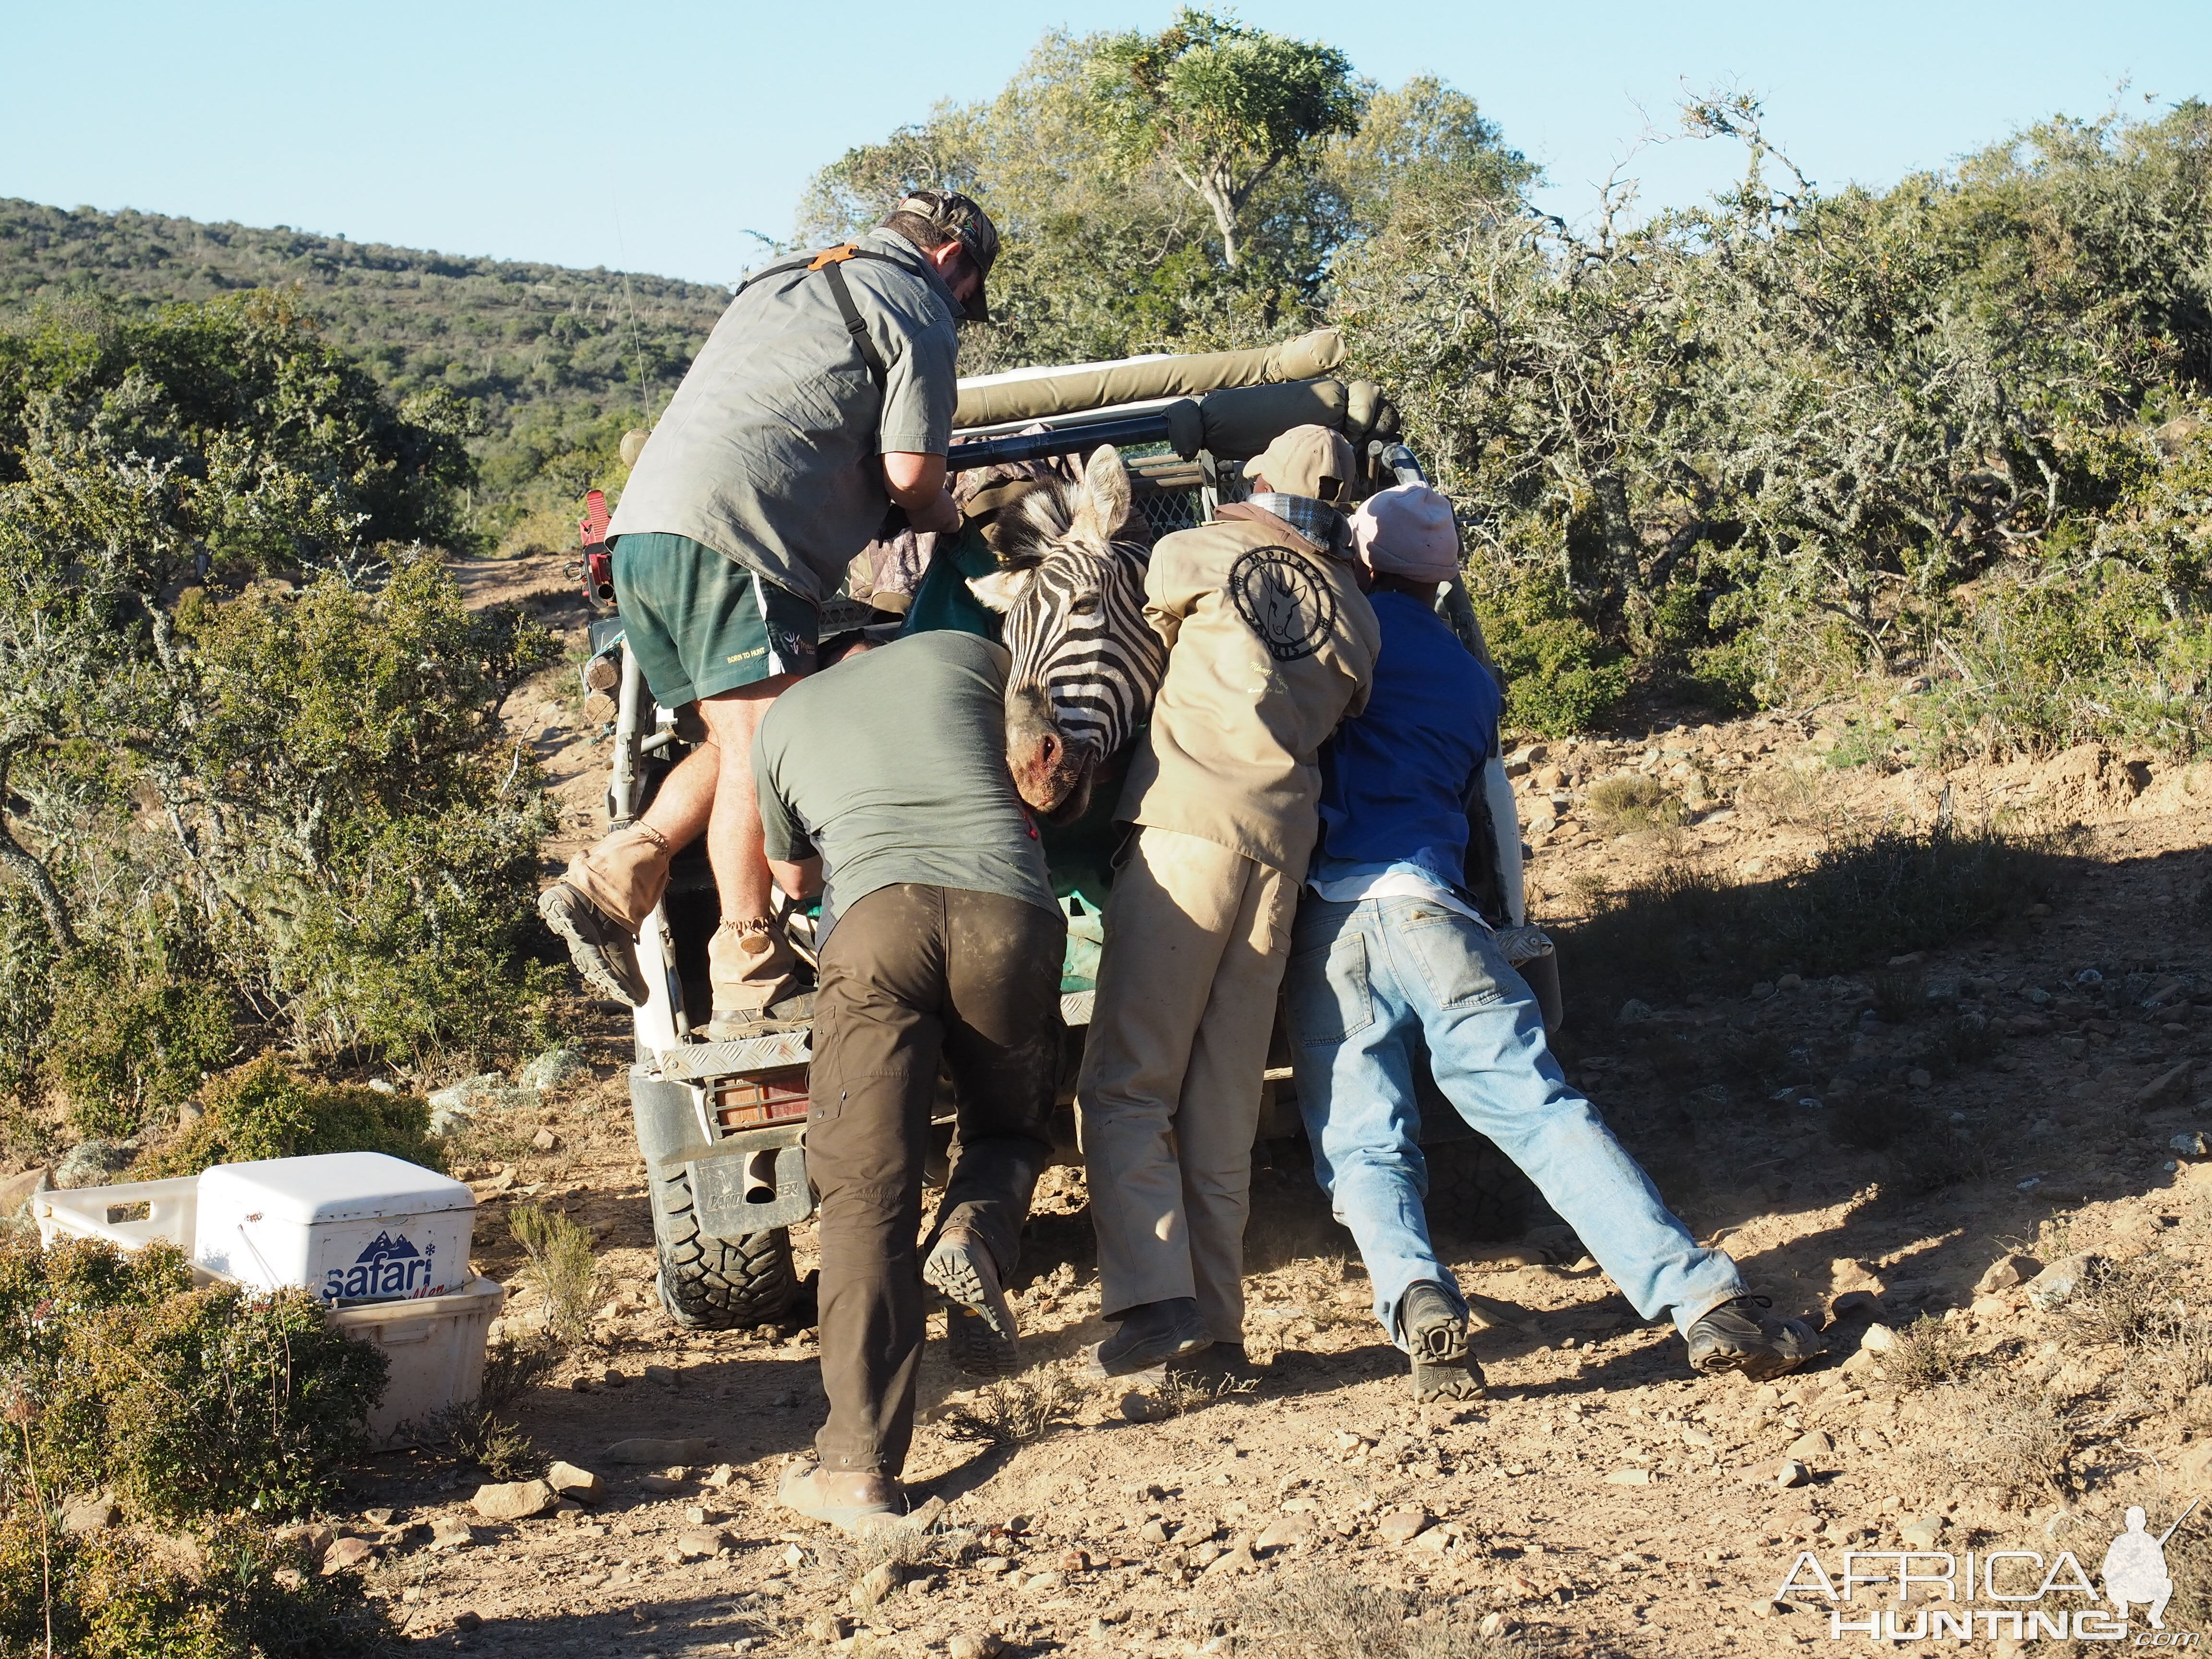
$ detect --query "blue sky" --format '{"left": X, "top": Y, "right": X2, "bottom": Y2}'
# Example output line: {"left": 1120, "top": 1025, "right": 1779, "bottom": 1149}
{"left": 9, "top": 2, "right": 2209, "bottom": 288}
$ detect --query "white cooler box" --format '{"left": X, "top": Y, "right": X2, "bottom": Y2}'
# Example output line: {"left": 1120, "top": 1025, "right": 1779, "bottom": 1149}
{"left": 34, "top": 1162, "right": 503, "bottom": 1443}
{"left": 193, "top": 1152, "right": 476, "bottom": 1305}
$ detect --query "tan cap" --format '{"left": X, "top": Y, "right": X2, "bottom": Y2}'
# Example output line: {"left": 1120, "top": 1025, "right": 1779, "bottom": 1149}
{"left": 1242, "top": 424, "right": 1357, "bottom": 503}
{"left": 1350, "top": 483, "right": 1458, "bottom": 582}
{"left": 894, "top": 190, "right": 999, "bottom": 323}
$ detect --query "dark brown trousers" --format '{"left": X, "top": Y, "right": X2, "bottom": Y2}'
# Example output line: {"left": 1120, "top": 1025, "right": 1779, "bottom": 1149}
{"left": 806, "top": 883, "right": 1064, "bottom": 1477}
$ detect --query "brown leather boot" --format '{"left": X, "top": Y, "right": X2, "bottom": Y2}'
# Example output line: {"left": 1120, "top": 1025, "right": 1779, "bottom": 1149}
{"left": 777, "top": 1457, "right": 903, "bottom": 1532}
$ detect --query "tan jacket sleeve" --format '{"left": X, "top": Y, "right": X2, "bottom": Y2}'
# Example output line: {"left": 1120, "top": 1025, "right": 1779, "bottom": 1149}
{"left": 1141, "top": 533, "right": 1214, "bottom": 651}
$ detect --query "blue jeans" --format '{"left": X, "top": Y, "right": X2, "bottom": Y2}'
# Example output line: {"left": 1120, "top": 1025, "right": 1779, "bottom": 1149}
{"left": 1284, "top": 895, "right": 1743, "bottom": 1349}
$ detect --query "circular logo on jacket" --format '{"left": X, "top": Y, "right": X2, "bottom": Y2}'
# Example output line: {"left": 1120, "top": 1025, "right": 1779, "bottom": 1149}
{"left": 1228, "top": 546, "right": 1337, "bottom": 662}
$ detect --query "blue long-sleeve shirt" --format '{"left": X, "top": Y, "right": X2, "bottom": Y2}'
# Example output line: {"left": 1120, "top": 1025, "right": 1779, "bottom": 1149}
{"left": 1312, "top": 590, "right": 1501, "bottom": 901}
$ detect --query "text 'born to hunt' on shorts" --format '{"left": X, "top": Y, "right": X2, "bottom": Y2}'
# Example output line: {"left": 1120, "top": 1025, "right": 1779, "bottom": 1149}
{"left": 612, "top": 531, "right": 820, "bottom": 707}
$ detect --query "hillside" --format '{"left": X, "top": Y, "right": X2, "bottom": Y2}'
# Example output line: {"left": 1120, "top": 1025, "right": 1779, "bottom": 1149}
{"left": 0, "top": 198, "right": 732, "bottom": 547}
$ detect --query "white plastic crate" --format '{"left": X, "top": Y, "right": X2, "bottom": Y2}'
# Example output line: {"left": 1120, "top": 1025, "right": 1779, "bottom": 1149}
{"left": 32, "top": 1172, "right": 504, "bottom": 1444}
{"left": 193, "top": 1152, "right": 476, "bottom": 1305}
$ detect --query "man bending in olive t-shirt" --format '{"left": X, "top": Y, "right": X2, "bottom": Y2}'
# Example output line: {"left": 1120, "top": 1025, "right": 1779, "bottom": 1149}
{"left": 755, "top": 629, "right": 1065, "bottom": 1531}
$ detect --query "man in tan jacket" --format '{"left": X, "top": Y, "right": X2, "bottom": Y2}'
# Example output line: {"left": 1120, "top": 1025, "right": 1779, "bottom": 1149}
{"left": 1080, "top": 425, "right": 1381, "bottom": 1377}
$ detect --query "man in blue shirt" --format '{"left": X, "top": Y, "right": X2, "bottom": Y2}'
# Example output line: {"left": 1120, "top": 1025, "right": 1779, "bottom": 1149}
{"left": 1286, "top": 484, "right": 1819, "bottom": 1400}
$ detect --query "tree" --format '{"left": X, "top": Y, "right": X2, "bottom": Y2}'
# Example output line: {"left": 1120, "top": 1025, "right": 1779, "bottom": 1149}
{"left": 1088, "top": 9, "right": 1361, "bottom": 269}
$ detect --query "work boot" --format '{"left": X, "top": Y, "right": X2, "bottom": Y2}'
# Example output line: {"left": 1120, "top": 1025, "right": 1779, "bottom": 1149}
{"left": 777, "top": 1457, "right": 903, "bottom": 1532}
{"left": 538, "top": 882, "right": 649, "bottom": 1006}
{"left": 923, "top": 1226, "right": 1020, "bottom": 1380}
{"left": 703, "top": 917, "right": 806, "bottom": 1040}
{"left": 1399, "top": 1280, "right": 1486, "bottom": 1402}
{"left": 1089, "top": 1298, "right": 1210, "bottom": 1378}
{"left": 1684, "top": 1294, "right": 1823, "bottom": 1381}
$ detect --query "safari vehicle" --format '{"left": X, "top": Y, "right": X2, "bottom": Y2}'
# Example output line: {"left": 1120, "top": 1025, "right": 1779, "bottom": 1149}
{"left": 579, "top": 330, "right": 1563, "bottom": 1328}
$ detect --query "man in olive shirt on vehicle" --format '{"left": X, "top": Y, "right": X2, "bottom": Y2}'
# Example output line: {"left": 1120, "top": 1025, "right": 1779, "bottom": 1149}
{"left": 755, "top": 630, "right": 1065, "bottom": 1531}
{"left": 1079, "top": 425, "right": 1381, "bottom": 1378}
{"left": 539, "top": 192, "right": 1000, "bottom": 1038}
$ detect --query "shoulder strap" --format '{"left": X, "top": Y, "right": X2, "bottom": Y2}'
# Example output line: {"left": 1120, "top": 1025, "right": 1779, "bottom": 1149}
{"left": 730, "top": 240, "right": 934, "bottom": 402}
{"left": 807, "top": 245, "right": 890, "bottom": 397}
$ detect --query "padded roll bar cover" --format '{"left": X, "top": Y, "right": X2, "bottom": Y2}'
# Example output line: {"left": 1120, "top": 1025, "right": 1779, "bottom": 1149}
{"left": 1197, "top": 379, "right": 1350, "bottom": 460}
{"left": 953, "top": 329, "right": 1346, "bottom": 427}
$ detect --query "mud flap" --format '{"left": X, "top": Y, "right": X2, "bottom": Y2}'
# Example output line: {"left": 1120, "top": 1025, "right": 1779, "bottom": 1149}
{"left": 688, "top": 1135, "right": 813, "bottom": 1235}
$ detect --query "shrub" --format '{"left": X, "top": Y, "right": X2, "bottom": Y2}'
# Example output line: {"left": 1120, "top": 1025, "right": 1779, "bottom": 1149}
{"left": 6, "top": 1241, "right": 388, "bottom": 1525}
{"left": 1474, "top": 573, "right": 1630, "bottom": 737}
{"left": 147, "top": 1056, "right": 442, "bottom": 1178}
{"left": 0, "top": 1513, "right": 398, "bottom": 1659}
{"left": 508, "top": 1203, "right": 602, "bottom": 1349}
{"left": 1583, "top": 775, "right": 1686, "bottom": 837}
{"left": 47, "top": 947, "right": 238, "bottom": 1140}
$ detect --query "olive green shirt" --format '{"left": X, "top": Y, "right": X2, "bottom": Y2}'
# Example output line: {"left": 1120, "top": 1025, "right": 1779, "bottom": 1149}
{"left": 608, "top": 229, "right": 961, "bottom": 605}
{"left": 752, "top": 632, "right": 1056, "bottom": 938}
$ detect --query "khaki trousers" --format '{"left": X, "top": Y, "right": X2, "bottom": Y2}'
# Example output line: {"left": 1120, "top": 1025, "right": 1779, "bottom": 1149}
{"left": 1078, "top": 826, "right": 1296, "bottom": 1345}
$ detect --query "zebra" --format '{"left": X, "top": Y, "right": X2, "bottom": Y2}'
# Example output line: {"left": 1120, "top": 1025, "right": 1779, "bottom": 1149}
{"left": 967, "top": 445, "right": 1167, "bottom": 822}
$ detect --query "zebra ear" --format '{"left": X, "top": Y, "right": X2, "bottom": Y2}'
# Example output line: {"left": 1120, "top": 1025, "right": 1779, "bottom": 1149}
{"left": 967, "top": 568, "right": 1034, "bottom": 614}
{"left": 1075, "top": 444, "right": 1132, "bottom": 542}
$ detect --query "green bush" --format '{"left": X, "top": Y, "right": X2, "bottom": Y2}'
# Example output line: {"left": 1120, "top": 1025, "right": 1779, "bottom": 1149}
{"left": 47, "top": 947, "right": 237, "bottom": 1140}
{"left": 1474, "top": 573, "right": 1630, "bottom": 737}
{"left": 3, "top": 1236, "right": 386, "bottom": 1527}
{"left": 0, "top": 1512, "right": 398, "bottom": 1659}
{"left": 147, "top": 1056, "right": 442, "bottom": 1178}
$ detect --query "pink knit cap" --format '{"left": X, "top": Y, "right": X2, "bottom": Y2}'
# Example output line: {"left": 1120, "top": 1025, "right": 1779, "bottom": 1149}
{"left": 1349, "top": 483, "right": 1458, "bottom": 581}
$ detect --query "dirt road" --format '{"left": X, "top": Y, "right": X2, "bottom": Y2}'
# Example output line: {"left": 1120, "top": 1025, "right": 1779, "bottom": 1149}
{"left": 337, "top": 552, "right": 2212, "bottom": 1657}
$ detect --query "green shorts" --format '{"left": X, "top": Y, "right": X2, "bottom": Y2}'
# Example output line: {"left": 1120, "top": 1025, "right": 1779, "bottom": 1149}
{"left": 612, "top": 532, "right": 819, "bottom": 706}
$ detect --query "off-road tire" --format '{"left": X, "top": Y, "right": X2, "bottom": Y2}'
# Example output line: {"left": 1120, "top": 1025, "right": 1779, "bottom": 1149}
{"left": 653, "top": 1166, "right": 796, "bottom": 1329}
{"left": 1421, "top": 1133, "right": 1540, "bottom": 1244}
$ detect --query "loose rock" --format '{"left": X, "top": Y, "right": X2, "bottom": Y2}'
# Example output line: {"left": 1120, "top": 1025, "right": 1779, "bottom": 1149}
{"left": 323, "top": 1536, "right": 379, "bottom": 1573}
{"left": 1859, "top": 1322, "right": 1900, "bottom": 1353}
{"left": 1788, "top": 1431, "right": 1833, "bottom": 1462}
{"left": 1204, "top": 1545, "right": 1255, "bottom": 1575}
{"left": 1257, "top": 1515, "right": 1315, "bottom": 1551}
{"left": 1376, "top": 1507, "right": 1431, "bottom": 1544}
{"left": 471, "top": 1479, "right": 556, "bottom": 1522}
{"left": 531, "top": 1126, "right": 562, "bottom": 1153}
{"left": 673, "top": 1527, "right": 728, "bottom": 1561}
{"left": 605, "top": 1437, "right": 710, "bottom": 1465}
{"left": 60, "top": 1494, "right": 118, "bottom": 1534}
{"left": 2025, "top": 1254, "right": 2098, "bottom": 1312}
{"left": 430, "top": 1516, "right": 477, "bottom": 1550}
{"left": 1605, "top": 1468, "right": 1652, "bottom": 1486}
{"left": 517, "top": 1048, "right": 588, "bottom": 1091}
{"left": 545, "top": 1461, "right": 602, "bottom": 1500}
{"left": 1775, "top": 1460, "right": 1811, "bottom": 1488}
{"left": 947, "top": 1635, "right": 1003, "bottom": 1659}
{"left": 2135, "top": 1061, "right": 2195, "bottom": 1110}
{"left": 852, "top": 1562, "right": 900, "bottom": 1606}
{"left": 53, "top": 1141, "right": 134, "bottom": 1190}
{"left": 1976, "top": 1254, "right": 2043, "bottom": 1294}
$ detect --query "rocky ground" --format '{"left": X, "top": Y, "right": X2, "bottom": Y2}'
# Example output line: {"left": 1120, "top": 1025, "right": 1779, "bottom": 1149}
{"left": 18, "top": 548, "right": 2212, "bottom": 1656}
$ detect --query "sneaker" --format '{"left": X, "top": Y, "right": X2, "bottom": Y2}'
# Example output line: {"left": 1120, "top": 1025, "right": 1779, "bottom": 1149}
{"left": 1089, "top": 1298, "right": 1210, "bottom": 1378}
{"left": 1399, "top": 1280, "right": 1486, "bottom": 1402}
{"left": 1684, "top": 1294, "right": 1823, "bottom": 1381}
{"left": 923, "top": 1226, "right": 1020, "bottom": 1380}
{"left": 538, "top": 882, "right": 648, "bottom": 1006}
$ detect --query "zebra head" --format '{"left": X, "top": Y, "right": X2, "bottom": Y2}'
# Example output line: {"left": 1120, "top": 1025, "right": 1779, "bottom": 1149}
{"left": 967, "top": 444, "right": 1166, "bottom": 820}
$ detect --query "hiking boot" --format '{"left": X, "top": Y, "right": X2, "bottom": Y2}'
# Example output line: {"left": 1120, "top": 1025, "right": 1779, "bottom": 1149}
{"left": 1089, "top": 1298, "right": 1210, "bottom": 1378}
{"left": 777, "top": 1457, "right": 903, "bottom": 1532}
{"left": 1399, "top": 1280, "right": 1486, "bottom": 1402}
{"left": 924, "top": 1226, "right": 1020, "bottom": 1380}
{"left": 538, "top": 881, "right": 648, "bottom": 1006}
{"left": 1684, "top": 1295, "right": 1823, "bottom": 1381}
